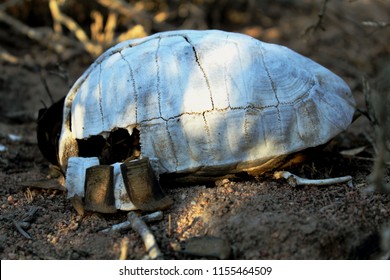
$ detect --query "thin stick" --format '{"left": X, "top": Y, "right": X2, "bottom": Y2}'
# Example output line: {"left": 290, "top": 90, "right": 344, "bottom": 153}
{"left": 100, "top": 211, "right": 163, "bottom": 233}
{"left": 104, "top": 12, "right": 117, "bottom": 44}
{"left": 0, "top": 50, "right": 19, "bottom": 64}
{"left": 48, "top": 0, "right": 102, "bottom": 56}
{"left": 0, "top": 10, "right": 76, "bottom": 56}
{"left": 274, "top": 171, "right": 352, "bottom": 188}
{"left": 13, "top": 221, "right": 32, "bottom": 239}
{"left": 128, "top": 212, "right": 163, "bottom": 260}
{"left": 168, "top": 213, "right": 171, "bottom": 238}
{"left": 304, "top": 0, "right": 330, "bottom": 35}
{"left": 119, "top": 237, "right": 129, "bottom": 260}
{"left": 40, "top": 69, "right": 55, "bottom": 105}
{"left": 97, "top": 0, "right": 174, "bottom": 32}
{"left": 49, "top": 0, "right": 63, "bottom": 33}
{"left": 0, "top": 0, "right": 25, "bottom": 11}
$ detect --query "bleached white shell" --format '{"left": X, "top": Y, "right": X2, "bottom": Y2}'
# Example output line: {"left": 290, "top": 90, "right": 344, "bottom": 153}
{"left": 112, "top": 163, "right": 137, "bottom": 211}
{"left": 66, "top": 157, "right": 99, "bottom": 198}
{"left": 66, "top": 158, "right": 137, "bottom": 210}
{"left": 59, "top": 30, "right": 355, "bottom": 177}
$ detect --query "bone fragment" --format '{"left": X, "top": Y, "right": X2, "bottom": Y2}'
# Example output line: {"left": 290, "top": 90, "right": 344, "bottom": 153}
{"left": 112, "top": 163, "right": 137, "bottom": 211}
{"left": 66, "top": 157, "right": 99, "bottom": 198}
{"left": 84, "top": 165, "right": 116, "bottom": 213}
{"left": 274, "top": 171, "right": 352, "bottom": 187}
{"left": 121, "top": 157, "right": 173, "bottom": 211}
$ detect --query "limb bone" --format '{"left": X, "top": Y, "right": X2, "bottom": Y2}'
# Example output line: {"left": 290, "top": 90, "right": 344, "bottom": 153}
{"left": 274, "top": 171, "right": 352, "bottom": 187}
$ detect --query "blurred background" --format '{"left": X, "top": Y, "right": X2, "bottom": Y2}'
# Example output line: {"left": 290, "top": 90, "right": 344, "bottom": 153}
{"left": 0, "top": 0, "right": 389, "bottom": 122}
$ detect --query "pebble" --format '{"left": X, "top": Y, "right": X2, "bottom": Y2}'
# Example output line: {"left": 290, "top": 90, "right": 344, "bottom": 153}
{"left": 8, "top": 133, "right": 22, "bottom": 141}
{"left": 8, "top": 253, "right": 17, "bottom": 260}
{"left": 0, "top": 144, "right": 7, "bottom": 152}
{"left": 19, "top": 221, "right": 31, "bottom": 230}
{"left": 7, "top": 195, "right": 14, "bottom": 205}
{"left": 176, "top": 236, "right": 231, "bottom": 259}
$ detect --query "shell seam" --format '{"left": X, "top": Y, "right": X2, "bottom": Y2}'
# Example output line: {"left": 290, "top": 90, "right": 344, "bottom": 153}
{"left": 182, "top": 35, "right": 215, "bottom": 110}
{"left": 258, "top": 42, "right": 281, "bottom": 121}
{"left": 155, "top": 38, "right": 162, "bottom": 117}
{"left": 98, "top": 64, "right": 105, "bottom": 128}
{"left": 139, "top": 104, "right": 277, "bottom": 124}
{"left": 119, "top": 51, "right": 138, "bottom": 123}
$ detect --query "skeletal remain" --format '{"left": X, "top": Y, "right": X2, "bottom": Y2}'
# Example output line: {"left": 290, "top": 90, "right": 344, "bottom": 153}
{"left": 274, "top": 171, "right": 352, "bottom": 187}
{"left": 34, "top": 30, "right": 356, "bottom": 214}
{"left": 127, "top": 212, "right": 163, "bottom": 260}
{"left": 100, "top": 211, "right": 163, "bottom": 233}
{"left": 66, "top": 157, "right": 99, "bottom": 199}
{"left": 52, "top": 30, "right": 355, "bottom": 180}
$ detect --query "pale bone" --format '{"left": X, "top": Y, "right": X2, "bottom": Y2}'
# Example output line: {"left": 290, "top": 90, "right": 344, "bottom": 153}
{"left": 112, "top": 162, "right": 137, "bottom": 211}
{"left": 66, "top": 158, "right": 137, "bottom": 210}
{"left": 58, "top": 30, "right": 355, "bottom": 180}
{"left": 100, "top": 211, "right": 163, "bottom": 233}
{"left": 66, "top": 157, "right": 99, "bottom": 198}
{"left": 274, "top": 171, "right": 352, "bottom": 187}
{"left": 127, "top": 212, "right": 163, "bottom": 260}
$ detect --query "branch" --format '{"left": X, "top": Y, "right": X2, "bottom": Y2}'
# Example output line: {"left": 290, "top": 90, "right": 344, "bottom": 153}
{"left": 304, "top": 0, "right": 330, "bottom": 36}
{"left": 0, "top": 9, "right": 80, "bottom": 59}
{"left": 0, "top": 0, "right": 25, "bottom": 10}
{"left": 100, "top": 211, "right": 163, "bottom": 233}
{"left": 127, "top": 212, "right": 163, "bottom": 260}
{"left": 49, "top": 0, "right": 102, "bottom": 57}
{"left": 97, "top": 0, "right": 174, "bottom": 32}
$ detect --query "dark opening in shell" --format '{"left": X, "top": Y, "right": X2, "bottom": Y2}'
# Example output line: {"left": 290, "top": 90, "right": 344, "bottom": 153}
{"left": 77, "top": 128, "right": 141, "bottom": 165}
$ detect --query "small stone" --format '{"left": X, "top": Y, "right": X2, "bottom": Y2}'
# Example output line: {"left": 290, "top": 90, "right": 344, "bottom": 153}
{"left": 19, "top": 221, "right": 31, "bottom": 230}
{"left": 8, "top": 253, "right": 17, "bottom": 260}
{"left": 8, "top": 133, "right": 22, "bottom": 141}
{"left": 7, "top": 195, "right": 14, "bottom": 205}
{"left": 179, "top": 236, "right": 231, "bottom": 259}
{"left": 0, "top": 144, "right": 7, "bottom": 152}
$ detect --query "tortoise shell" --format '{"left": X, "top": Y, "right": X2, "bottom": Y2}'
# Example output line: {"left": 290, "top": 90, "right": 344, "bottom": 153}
{"left": 57, "top": 30, "right": 355, "bottom": 180}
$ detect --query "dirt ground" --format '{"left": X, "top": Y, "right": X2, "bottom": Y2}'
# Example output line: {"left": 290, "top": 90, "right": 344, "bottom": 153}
{"left": 1, "top": 0, "right": 390, "bottom": 260}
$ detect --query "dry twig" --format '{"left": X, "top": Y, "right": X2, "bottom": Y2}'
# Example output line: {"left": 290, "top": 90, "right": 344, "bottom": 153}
{"left": 13, "top": 207, "right": 39, "bottom": 240}
{"left": 362, "top": 21, "right": 390, "bottom": 28}
{"left": 363, "top": 66, "right": 390, "bottom": 193}
{"left": 0, "top": 9, "right": 81, "bottom": 61}
{"left": 304, "top": 0, "right": 330, "bottom": 35}
{"left": 119, "top": 237, "right": 129, "bottom": 260}
{"left": 0, "top": 0, "right": 25, "bottom": 10}
{"left": 127, "top": 212, "right": 163, "bottom": 260}
{"left": 0, "top": 50, "right": 19, "bottom": 64}
{"left": 97, "top": 0, "right": 174, "bottom": 32}
{"left": 100, "top": 211, "right": 163, "bottom": 233}
{"left": 49, "top": 0, "right": 102, "bottom": 57}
